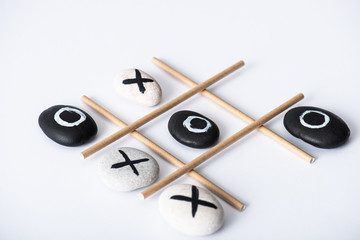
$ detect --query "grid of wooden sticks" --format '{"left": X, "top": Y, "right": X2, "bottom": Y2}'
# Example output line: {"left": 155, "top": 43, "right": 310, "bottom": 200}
{"left": 81, "top": 58, "right": 314, "bottom": 211}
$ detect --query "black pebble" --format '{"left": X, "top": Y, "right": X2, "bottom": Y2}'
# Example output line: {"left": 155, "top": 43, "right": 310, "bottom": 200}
{"left": 168, "top": 110, "right": 220, "bottom": 148}
{"left": 39, "top": 105, "right": 97, "bottom": 146}
{"left": 283, "top": 106, "right": 350, "bottom": 148}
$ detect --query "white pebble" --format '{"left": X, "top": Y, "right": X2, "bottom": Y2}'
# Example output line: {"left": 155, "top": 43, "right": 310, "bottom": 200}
{"left": 159, "top": 184, "right": 224, "bottom": 236}
{"left": 113, "top": 68, "right": 162, "bottom": 106}
{"left": 99, "top": 147, "right": 159, "bottom": 191}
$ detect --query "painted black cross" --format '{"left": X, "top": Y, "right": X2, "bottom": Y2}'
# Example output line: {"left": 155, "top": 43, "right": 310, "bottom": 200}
{"left": 122, "top": 69, "right": 154, "bottom": 94}
{"left": 111, "top": 150, "right": 149, "bottom": 176}
{"left": 170, "top": 185, "right": 218, "bottom": 217}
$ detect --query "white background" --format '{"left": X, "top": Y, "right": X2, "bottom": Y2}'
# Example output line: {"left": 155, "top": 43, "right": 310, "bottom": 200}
{"left": 1, "top": 0, "right": 360, "bottom": 239}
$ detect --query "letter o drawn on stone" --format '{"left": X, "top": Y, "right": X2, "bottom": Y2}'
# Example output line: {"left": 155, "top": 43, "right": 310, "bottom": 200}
{"left": 299, "top": 110, "right": 330, "bottom": 129}
{"left": 183, "top": 116, "right": 212, "bottom": 133}
{"left": 54, "top": 107, "right": 87, "bottom": 127}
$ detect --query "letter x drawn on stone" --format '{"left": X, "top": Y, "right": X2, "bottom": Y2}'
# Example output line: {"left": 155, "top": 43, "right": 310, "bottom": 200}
{"left": 170, "top": 185, "right": 218, "bottom": 217}
{"left": 111, "top": 150, "right": 149, "bottom": 176}
{"left": 122, "top": 69, "right": 154, "bottom": 94}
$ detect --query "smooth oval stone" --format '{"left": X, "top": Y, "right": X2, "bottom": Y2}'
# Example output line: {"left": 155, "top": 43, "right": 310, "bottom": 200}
{"left": 38, "top": 105, "right": 97, "bottom": 146}
{"left": 99, "top": 147, "right": 159, "bottom": 191}
{"left": 159, "top": 184, "right": 224, "bottom": 236}
{"left": 284, "top": 106, "right": 350, "bottom": 148}
{"left": 113, "top": 68, "right": 162, "bottom": 106}
{"left": 168, "top": 110, "right": 220, "bottom": 148}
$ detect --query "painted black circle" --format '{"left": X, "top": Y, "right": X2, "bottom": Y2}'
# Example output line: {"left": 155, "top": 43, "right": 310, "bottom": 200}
{"left": 303, "top": 111, "right": 326, "bottom": 126}
{"left": 59, "top": 110, "right": 82, "bottom": 123}
{"left": 190, "top": 118, "right": 208, "bottom": 130}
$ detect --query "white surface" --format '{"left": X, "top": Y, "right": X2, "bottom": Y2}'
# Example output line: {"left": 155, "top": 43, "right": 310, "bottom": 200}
{"left": 1, "top": 0, "right": 359, "bottom": 239}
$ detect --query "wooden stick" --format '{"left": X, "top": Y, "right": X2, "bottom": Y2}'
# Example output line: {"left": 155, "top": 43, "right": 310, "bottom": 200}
{"left": 81, "top": 96, "right": 245, "bottom": 210}
{"left": 152, "top": 57, "right": 314, "bottom": 163}
{"left": 81, "top": 60, "right": 245, "bottom": 159}
{"left": 141, "top": 93, "right": 304, "bottom": 199}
